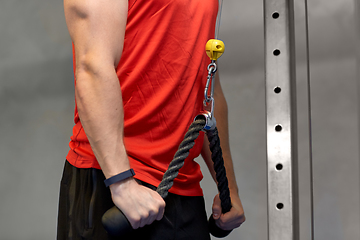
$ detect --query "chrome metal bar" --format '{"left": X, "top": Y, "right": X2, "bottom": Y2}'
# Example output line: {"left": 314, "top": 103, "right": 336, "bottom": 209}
{"left": 355, "top": 0, "right": 360, "bottom": 233}
{"left": 264, "top": 0, "right": 299, "bottom": 239}
{"left": 304, "top": 0, "right": 315, "bottom": 239}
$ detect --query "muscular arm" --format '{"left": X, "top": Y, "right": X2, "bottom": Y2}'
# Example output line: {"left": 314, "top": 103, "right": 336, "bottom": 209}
{"left": 64, "top": 0, "right": 165, "bottom": 228}
{"left": 64, "top": 0, "right": 127, "bottom": 178}
{"left": 201, "top": 72, "right": 246, "bottom": 230}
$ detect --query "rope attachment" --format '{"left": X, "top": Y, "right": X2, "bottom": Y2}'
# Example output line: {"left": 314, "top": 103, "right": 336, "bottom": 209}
{"left": 207, "top": 127, "right": 232, "bottom": 213}
{"left": 102, "top": 116, "right": 233, "bottom": 238}
{"left": 207, "top": 127, "right": 233, "bottom": 238}
{"left": 157, "top": 117, "right": 206, "bottom": 198}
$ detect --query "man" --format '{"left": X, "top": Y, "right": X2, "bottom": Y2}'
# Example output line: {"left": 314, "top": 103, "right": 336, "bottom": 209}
{"left": 57, "top": 0, "right": 245, "bottom": 239}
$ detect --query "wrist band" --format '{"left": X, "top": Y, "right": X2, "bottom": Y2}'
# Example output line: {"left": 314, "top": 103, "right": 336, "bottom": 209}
{"left": 104, "top": 169, "right": 135, "bottom": 187}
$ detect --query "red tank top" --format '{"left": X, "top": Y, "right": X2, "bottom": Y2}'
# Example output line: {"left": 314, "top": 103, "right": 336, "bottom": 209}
{"left": 67, "top": 0, "right": 218, "bottom": 196}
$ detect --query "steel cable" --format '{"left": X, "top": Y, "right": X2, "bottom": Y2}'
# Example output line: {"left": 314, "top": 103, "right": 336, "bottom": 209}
{"left": 304, "top": 0, "right": 315, "bottom": 239}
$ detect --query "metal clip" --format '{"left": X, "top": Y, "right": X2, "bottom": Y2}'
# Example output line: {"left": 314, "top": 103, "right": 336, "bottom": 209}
{"left": 195, "top": 97, "right": 216, "bottom": 131}
{"left": 204, "top": 62, "right": 217, "bottom": 104}
{"left": 195, "top": 111, "right": 216, "bottom": 131}
{"left": 198, "top": 61, "right": 218, "bottom": 131}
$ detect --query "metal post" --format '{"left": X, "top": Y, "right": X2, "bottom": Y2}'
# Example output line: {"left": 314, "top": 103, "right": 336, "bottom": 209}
{"left": 355, "top": 0, "right": 360, "bottom": 232}
{"left": 264, "top": 0, "right": 299, "bottom": 239}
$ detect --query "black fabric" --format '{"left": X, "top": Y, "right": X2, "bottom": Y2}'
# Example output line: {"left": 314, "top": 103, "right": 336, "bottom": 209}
{"left": 57, "top": 160, "right": 210, "bottom": 240}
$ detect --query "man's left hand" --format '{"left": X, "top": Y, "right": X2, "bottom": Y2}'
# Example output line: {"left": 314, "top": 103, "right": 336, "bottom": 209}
{"left": 212, "top": 192, "right": 246, "bottom": 231}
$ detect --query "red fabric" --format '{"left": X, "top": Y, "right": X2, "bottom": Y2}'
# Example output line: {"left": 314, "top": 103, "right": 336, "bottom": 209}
{"left": 67, "top": 0, "right": 218, "bottom": 196}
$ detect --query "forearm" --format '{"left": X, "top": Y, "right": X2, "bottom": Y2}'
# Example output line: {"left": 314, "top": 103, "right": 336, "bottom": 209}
{"left": 75, "top": 65, "right": 129, "bottom": 178}
{"left": 201, "top": 136, "right": 217, "bottom": 181}
{"left": 202, "top": 72, "right": 239, "bottom": 194}
{"left": 75, "top": 66, "right": 167, "bottom": 228}
{"left": 213, "top": 76, "right": 238, "bottom": 193}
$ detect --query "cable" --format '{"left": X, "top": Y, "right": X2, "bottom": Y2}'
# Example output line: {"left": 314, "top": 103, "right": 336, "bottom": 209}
{"left": 304, "top": 0, "right": 315, "bottom": 239}
{"left": 215, "top": 0, "right": 223, "bottom": 40}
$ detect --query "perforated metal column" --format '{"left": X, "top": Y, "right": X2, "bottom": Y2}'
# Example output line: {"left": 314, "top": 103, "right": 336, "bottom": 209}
{"left": 264, "top": 0, "right": 299, "bottom": 239}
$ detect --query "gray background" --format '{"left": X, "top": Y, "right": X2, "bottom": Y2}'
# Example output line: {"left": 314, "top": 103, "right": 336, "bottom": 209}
{"left": 0, "top": 0, "right": 358, "bottom": 239}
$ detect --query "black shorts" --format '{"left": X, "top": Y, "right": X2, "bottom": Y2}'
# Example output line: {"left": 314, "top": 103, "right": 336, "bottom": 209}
{"left": 57, "top": 160, "right": 211, "bottom": 240}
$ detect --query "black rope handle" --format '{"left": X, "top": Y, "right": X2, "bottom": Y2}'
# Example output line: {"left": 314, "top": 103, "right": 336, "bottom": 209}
{"left": 156, "top": 117, "right": 206, "bottom": 198}
{"left": 102, "top": 116, "right": 232, "bottom": 238}
{"left": 207, "top": 127, "right": 232, "bottom": 238}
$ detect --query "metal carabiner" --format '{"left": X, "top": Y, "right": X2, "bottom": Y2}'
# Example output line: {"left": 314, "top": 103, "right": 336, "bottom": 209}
{"left": 204, "top": 61, "right": 217, "bottom": 104}
{"left": 200, "top": 61, "right": 218, "bottom": 130}
{"left": 201, "top": 97, "right": 216, "bottom": 130}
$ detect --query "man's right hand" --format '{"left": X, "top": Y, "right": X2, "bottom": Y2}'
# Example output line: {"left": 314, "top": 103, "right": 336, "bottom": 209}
{"left": 109, "top": 178, "right": 166, "bottom": 229}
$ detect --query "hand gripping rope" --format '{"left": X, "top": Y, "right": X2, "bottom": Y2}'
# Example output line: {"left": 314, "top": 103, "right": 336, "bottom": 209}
{"left": 102, "top": 39, "right": 232, "bottom": 238}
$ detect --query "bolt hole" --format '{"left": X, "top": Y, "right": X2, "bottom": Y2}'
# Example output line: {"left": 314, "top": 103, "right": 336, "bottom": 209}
{"left": 275, "top": 125, "right": 282, "bottom": 132}
{"left": 272, "top": 12, "right": 280, "bottom": 19}
{"left": 274, "top": 87, "right": 281, "bottom": 94}
{"left": 276, "top": 163, "right": 283, "bottom": 171}
{"left": 276, "top": 203, "right": 284, "bottom": 210}
{"left": 273, "top": 49, "right": 281, "bottom": 56}
{"left": 216, "top": 45, "right": 221, "bottom": 49}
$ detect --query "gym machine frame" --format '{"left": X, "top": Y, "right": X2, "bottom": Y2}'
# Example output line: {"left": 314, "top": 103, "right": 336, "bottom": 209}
{"left": 264, "top": 0, "right": 299, "bottom": 239}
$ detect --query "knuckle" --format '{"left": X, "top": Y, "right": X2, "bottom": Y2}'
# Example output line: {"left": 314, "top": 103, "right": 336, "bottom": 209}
{"left": 212, "top": 206, "right": 220, "bottom": 213}
{"left": 140, "top": 210, "right": 149, "bottom": 219}
{"left": 129, "top": 217, "right": 140, "bottom": 229}
{"left": 217, "top": 221, "right": 225, "bottom": 229}
{"left": 156, "top": 213, "right": 164, "bottom": 221}
{"left": 154, "top": 196, "right": 165, "bottom": 205}
{"left": 150, "top": 206, "right": 159, "bottom": 215}
{"left": 132, "top": 215, "right": 141, "bottom": 224}
{"left": 154, "top": 200, "right": 165, "bottom": 212}
{"left": 217, "top": 217, "right": 225, "bottom": 226}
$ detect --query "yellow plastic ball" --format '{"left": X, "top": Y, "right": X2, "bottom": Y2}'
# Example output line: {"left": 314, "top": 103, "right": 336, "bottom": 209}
{"left": 205, "top": 39, "right": 225, "bottom": 61}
